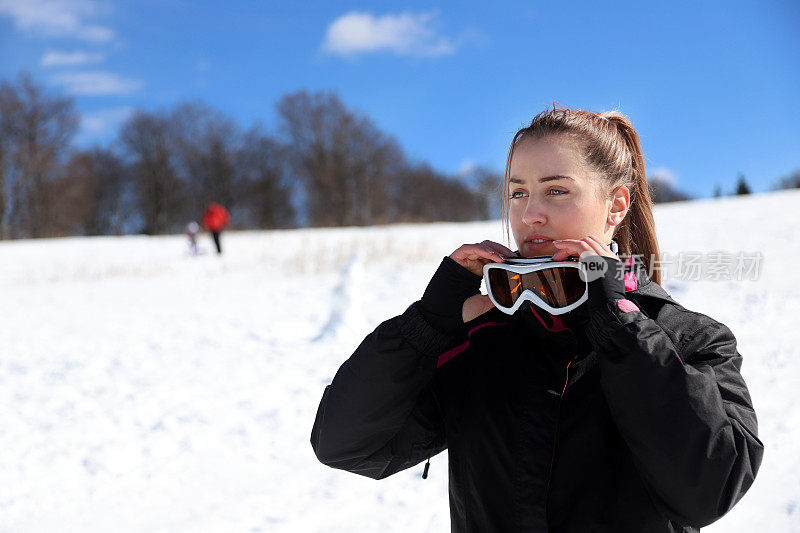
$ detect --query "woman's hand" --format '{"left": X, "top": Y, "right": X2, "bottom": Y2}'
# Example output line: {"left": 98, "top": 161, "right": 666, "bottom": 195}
{"left": 449, "top": 241, "right": 516, "bottom": 323}
{"left": 449, "top": 240, "right": 516, "bottom": 276}
{"left": 551, "top": 235, "right": 619, "bottom": 262}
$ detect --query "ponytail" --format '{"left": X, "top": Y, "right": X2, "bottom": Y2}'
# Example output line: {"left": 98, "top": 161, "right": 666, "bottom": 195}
{"left": 604, "top": 114, "right": 661, "bottom": 284}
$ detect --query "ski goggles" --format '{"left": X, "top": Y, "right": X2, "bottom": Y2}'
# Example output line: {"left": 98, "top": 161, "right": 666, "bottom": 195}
{"left": 483, "top": 257, "right": 588, "bottom": 315}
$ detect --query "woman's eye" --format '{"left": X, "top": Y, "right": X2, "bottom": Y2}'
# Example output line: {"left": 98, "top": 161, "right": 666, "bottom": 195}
{"left": 509, "top": 191, "right": 528, "bottom": 200}
{"left": 548, "top": 188, "right": 568, "bottom": 196}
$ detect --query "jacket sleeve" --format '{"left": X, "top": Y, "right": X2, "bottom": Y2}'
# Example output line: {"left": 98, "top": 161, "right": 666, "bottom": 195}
{"left": 584, "top": 257, "right": 764, "bottom": 528}
{"left": 310, "top": 257, "right": 481, "bottom": 479}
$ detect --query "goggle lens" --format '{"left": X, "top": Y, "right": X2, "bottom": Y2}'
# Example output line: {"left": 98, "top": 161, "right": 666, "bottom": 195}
{"left": 488, "top": 268, "right": 515, "bottom": 307}
{"left": 488, "top": 266, "right": 586, "bottom": 310}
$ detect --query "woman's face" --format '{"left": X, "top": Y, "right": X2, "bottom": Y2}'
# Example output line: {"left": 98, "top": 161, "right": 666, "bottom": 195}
{"left": 508, "top": 136, "right": 615, "bottom": 258}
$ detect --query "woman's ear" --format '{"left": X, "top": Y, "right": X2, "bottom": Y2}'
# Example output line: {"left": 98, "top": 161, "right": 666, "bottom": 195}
{"left": 607, "top": 185, "right": 630, "bottom": 228}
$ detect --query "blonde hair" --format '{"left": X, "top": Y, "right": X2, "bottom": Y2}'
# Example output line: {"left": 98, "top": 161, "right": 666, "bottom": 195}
{"left": 502, "top": 103, "right": 661, "bottom": 284}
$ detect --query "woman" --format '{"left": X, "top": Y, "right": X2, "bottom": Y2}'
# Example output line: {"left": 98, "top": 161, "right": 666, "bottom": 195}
{"left": 310, "top": 106, "right": 763, "bottom": 532}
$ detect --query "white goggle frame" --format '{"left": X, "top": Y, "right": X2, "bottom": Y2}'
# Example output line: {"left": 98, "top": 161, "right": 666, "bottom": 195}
{"left": 482, "top": 258, "right": 588, "bottom": 316}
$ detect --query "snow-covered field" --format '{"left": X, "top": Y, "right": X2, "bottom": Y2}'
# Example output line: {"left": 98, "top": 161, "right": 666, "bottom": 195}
{"left": 1, "top": 190, "right": 798, "bottom": 532}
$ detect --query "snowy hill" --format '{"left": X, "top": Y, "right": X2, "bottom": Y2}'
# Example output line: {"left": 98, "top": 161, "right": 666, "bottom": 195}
{"left": 1, "top": 189, "right": 798, "bottom": 532}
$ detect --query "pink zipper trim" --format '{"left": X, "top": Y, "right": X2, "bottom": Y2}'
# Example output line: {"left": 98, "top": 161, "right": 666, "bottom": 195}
{"left": 623, "top": 255, "right": 639, "bottom": 291}
{"left": 529, "top": 306, "right": 568, "bottom": 332}
{"left": 436, "top": 322, "right": 507, "bottom": 368}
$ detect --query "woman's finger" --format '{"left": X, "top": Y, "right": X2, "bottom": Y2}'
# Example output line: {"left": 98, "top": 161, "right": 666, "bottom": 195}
{"left": 584, "top": 235, "right": 618, "bottom": 259}
{"left": 455, "top": 243, "right": 506, "bottom": 262}
{"left": 551, "top": 239, "right": 589, "bottom": 261}
{"left": 450, "top": 243, "right": 506, "bottom": 274}
{"left": 451, "top": 243, "right": 495, "bottom": 260}
{"left": 580, "top": 236, "right": 607, "bottom": 257}
{"left": 480, "top": 240, "right": 515, "bottom": 259}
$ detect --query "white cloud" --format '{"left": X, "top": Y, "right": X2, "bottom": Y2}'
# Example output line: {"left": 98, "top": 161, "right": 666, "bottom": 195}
{"left": 0, "top": 0, "right": 115, "bottom": 42}
{"left": 649, "top": 167, "right": 678, "bottom": 185}
{"left": 78, "top": 24, "right": 114, "bottom": 42}
{"left": 40, "top": 49, "right": 105, "bottom": 67}
{"left": 80, "top": 106, "right": 134, "bottom": 135}
{"left": 321, "top": 11, "right": 456, "bottom": 58}
{"left": 50, "top": 71, "right": 142, "bottom": 96}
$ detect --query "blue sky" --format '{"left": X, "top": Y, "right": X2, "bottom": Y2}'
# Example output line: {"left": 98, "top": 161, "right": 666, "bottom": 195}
{"left": 1, "top": 0, "right": 799, "bottom": 197}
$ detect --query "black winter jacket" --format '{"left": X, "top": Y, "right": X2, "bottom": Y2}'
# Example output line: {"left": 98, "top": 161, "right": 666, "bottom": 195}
{"left": 311, "top": 255, "right": 763, "bottom": 532}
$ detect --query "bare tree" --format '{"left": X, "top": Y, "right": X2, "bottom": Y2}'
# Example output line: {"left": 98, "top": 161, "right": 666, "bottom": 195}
{"left": 239, "top": 127, "right": 295, "bottom": 228}
{"left": 120, "top": 110, "right": 185, "bottom": 234}
{"left": 0, "top": 73, "right": 78, "bottom": 238}
{"left": 58, "top": 148, "right": 131, "bottom": 235}
{"left": 276, "top": 90, "right": 402, "bottom": 227}
{"left": 647, "top": 171, "right": 692, "bottom": 203}
{"left": 391, "top": 163, "right": 484, "bottom": 223}
{"left": 170, "top": 102, "right": 242, "bottom": 220}
{"left": 460, "top": 165, "right": 503, "bottom": 220}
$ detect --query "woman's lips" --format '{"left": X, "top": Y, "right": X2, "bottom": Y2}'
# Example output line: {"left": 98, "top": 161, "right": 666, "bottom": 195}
{"left": 523, "top": 239, "right": 553, "bottom": 252}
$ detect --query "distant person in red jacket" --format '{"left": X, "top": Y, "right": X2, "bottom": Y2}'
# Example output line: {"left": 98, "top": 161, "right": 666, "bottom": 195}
{"left": 201, "top": 201, "right": 231, "bottom": 254}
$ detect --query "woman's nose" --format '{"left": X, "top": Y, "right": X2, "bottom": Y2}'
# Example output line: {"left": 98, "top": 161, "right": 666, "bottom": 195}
{"left": 521, "top": 202, "right": 547, "bottom": 226}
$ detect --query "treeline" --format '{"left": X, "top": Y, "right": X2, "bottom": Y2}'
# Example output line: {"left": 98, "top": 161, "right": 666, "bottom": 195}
{"left": 3, "top": 72, "right": 795, "bottom": 240}
{"left": 647, "top": 169, "right": 800, "bottom": 203}
{"left": 649, "top": 172, "right": 759, "bottom": 203}
{"left": 0, "top": 73, "right": 500, "bottom": 239}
